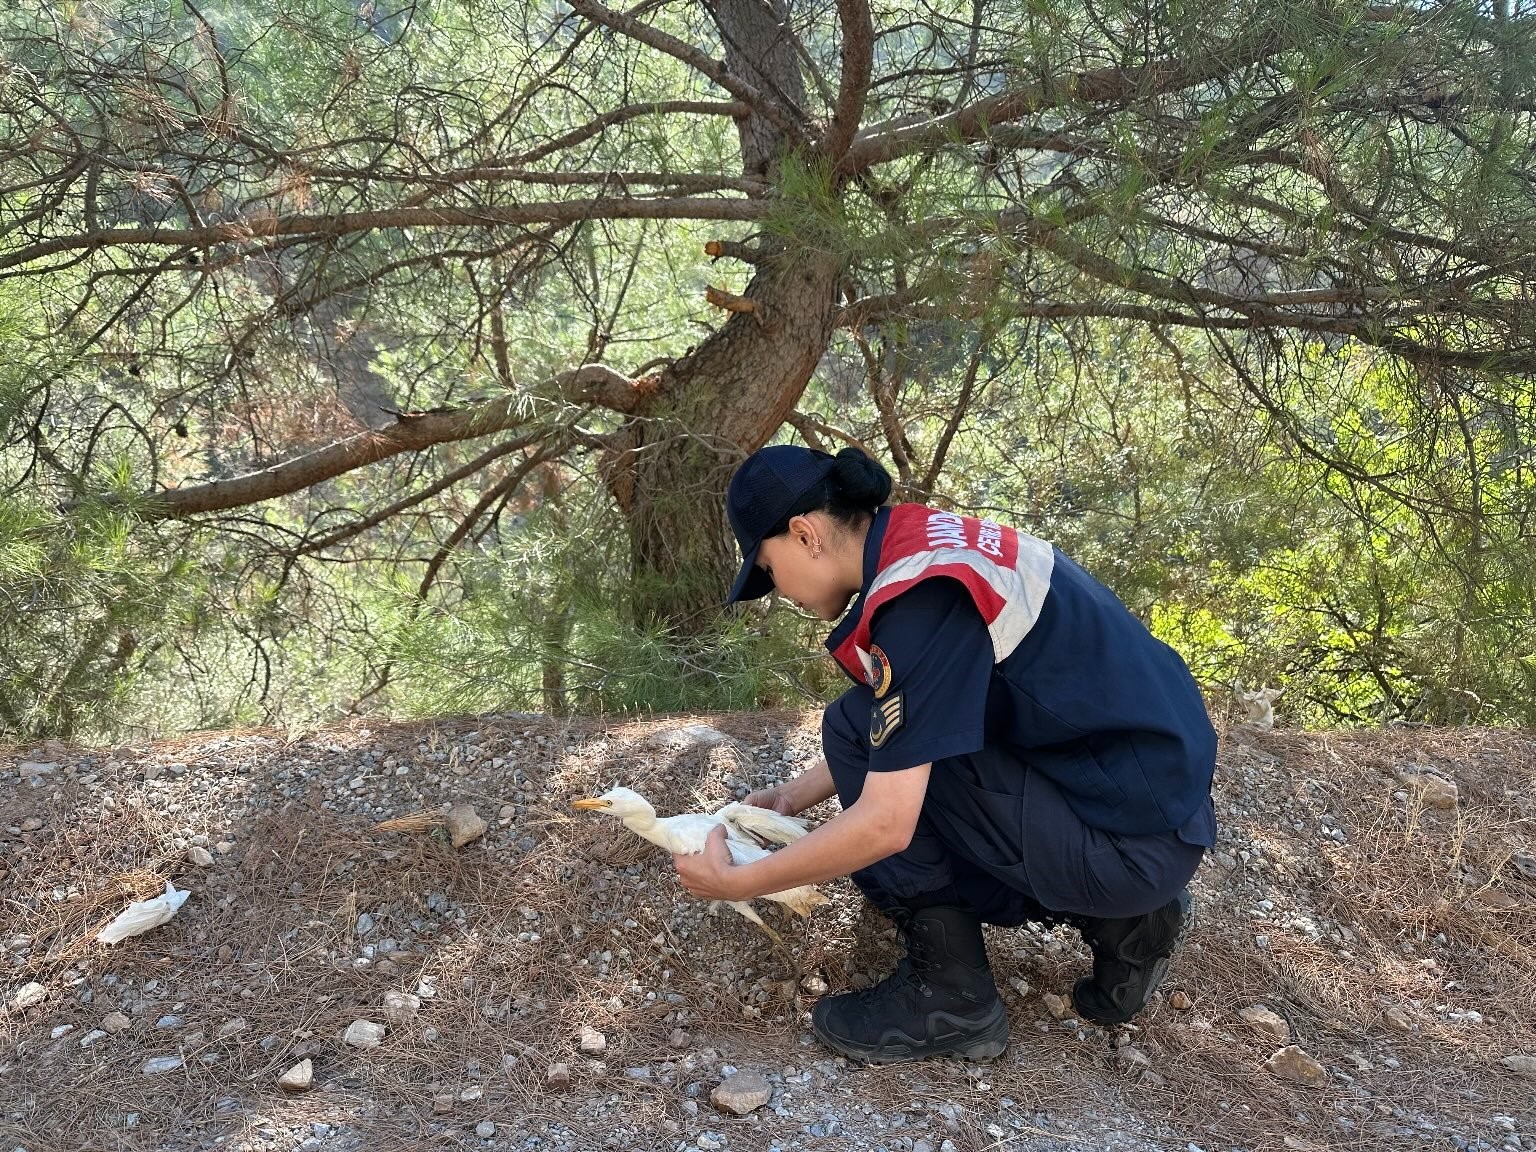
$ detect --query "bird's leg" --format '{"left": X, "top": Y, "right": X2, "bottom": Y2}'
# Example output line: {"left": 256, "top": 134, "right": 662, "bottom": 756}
{"left": 727, "top": 901, "right": 798, "bottom": 977}
{"left": 724, "top": 903, "right": 786, "bottom": 958}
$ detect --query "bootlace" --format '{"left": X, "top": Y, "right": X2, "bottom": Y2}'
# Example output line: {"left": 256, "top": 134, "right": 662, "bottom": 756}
{"left": 854, "top": 925, "right": 943, "bottom": 1006}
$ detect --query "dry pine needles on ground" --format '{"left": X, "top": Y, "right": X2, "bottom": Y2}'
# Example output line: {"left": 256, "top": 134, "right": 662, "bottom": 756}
{"left": 0, "top": 714, "right": 1533, "bottom": 1152}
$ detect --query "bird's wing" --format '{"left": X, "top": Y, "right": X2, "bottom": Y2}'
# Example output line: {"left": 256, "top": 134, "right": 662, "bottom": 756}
{"left": 712, "top": 802, "right": 810, "bottom": 847}
{"left": 723, "top": 837, "right": 769, "bottom": 867}
{"left": 659, "top": 812, "right": 728, "bottom": 855}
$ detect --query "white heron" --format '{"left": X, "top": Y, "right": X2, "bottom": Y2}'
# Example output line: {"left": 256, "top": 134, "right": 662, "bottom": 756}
{"left": 571, "top": 787, "right": 828, "bottom": 950}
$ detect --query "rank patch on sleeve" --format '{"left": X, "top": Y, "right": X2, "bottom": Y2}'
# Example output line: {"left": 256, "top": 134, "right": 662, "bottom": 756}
{"left": 869, "top": 692, "right": 904, "bottom": 749}
{"left": 866, "top": 643, "right": 893, "bottom": 698}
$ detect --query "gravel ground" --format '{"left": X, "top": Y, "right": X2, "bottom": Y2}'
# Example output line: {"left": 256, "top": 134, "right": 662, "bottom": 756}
{"left": 2, "top": 712, "right": 1535, "bottom": 1152}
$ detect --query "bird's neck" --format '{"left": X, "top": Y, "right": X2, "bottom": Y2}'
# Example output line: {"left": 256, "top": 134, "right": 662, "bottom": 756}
{"left": 623, "top": 812, "right": 669, "bottom": 849}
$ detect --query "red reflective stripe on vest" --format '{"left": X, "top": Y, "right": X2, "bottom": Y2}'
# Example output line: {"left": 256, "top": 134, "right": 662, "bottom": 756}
{"left": 832, "top": 504, "right": 1055, "bottom": 685}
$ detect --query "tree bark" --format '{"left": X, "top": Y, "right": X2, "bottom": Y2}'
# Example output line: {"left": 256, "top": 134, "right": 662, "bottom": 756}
{"left": 609, "top": 0, "right": 842, "bottom": 629}
{"left": 614, "top": 250, "right": 844, "bottom": 628}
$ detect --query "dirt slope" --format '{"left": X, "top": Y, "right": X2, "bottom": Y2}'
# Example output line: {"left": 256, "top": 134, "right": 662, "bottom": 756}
{"left": 2, "top": 713, "right": 1534, "bottom": 1152}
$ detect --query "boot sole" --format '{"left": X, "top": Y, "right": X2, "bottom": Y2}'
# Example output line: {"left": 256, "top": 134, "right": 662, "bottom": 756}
{"left": 812, "top": 998, "right": 1010, "bottom": 1064}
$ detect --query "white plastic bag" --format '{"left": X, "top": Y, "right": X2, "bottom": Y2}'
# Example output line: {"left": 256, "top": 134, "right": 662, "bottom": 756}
{"left": 97, "top": 880, "right": 190, "bottom": 944}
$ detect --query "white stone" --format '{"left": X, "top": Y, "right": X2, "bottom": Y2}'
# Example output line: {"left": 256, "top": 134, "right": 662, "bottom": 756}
{"left": 381, "top": 990, "right": 420, "bottom": 1025}
{"left": 186, "top": 846, "right": 214, "bottom": 866}
{"left": 343, "top": 1019, "right": 386, "bottom": 1048}
{"left": 79, "top": 1029, "right": 108, "bottom": 1047}
{"left": 578, "top": 1024, "right": 606, "bottom": 1054}
{"left": 142, "top": 1055, "right": 184, "bottom": 1075}
{"left": 279, "top": 1058, "right": 314, "bottom": 1091}
{"left": 1502, "top": 1054, "right": 1536, "bottom": 1077}
{"left": 10, "top": 982, "right": 47, "bottom": 1009}
{"left": 475, "top": 1121, "right": 495, "bottom": 1138}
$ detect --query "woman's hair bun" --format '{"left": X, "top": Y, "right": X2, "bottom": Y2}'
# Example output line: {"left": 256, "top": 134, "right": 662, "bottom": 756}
{"left": 829, "top": 447, "right": 893, "bottom": 511}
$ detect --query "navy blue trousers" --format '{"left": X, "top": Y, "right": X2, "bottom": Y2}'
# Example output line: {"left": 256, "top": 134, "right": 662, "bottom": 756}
{"left": 824, "top": 685, "right": 1207, "bottom": 922}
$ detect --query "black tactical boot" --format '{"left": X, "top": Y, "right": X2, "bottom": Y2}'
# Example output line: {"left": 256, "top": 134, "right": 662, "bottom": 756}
{"left": 811, "top": 904, "right": 1009, "bottom": 1063}
{"left": 1071, "top": 888, "right": 1193, "bottom": 1026}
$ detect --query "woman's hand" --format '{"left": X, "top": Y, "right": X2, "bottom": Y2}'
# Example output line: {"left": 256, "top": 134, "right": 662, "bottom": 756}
{"left": 742, "top": 784, "right": 798, "bottom": 817}
{"left": 672, "top": 825, "right": 744, "bottom": 901}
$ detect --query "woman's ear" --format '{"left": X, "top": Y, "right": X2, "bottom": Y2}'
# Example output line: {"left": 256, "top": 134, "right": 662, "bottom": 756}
{"left": 787, "top": 513, "right": 823, "bottom": 554}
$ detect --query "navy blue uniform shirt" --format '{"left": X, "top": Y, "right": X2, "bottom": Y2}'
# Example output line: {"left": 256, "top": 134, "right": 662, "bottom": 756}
{"left": 826, "top": 507, "right": 1217, "bottom": 844}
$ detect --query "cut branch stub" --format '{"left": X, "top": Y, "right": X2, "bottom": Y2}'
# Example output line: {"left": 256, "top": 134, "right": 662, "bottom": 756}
{"left": 705, "top": 239, "right": 765, "bottom": 264}
{"left": 705, "top": 285, "right": 771, "bottom": 329}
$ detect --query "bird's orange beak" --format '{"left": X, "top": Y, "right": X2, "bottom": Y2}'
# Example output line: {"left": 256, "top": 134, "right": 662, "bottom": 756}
{"left": 571, "top": 797, "right": 611, "bottom": 810}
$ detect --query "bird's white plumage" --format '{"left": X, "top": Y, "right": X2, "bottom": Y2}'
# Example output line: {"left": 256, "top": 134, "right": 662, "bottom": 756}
{"left": 710, "top": 801, "right": 809, "bottom": 847}
{"left": 572, "top": 787, "right": 828, "bottom": 939}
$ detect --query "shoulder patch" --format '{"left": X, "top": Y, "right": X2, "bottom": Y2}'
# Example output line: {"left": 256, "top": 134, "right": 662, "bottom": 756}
{"left": 869, "top": 692, "right": 904, "bottom": 749}
{"left": 866, "top": 643, "right": 893, "bottom": 698}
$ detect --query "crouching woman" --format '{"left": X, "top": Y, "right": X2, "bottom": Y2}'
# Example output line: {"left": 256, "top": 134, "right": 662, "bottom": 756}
{"left": 673, "top": 444, "right": 1216, "bottom": 1063}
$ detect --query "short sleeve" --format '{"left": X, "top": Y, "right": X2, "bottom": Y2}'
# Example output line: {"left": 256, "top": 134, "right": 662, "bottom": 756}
{"left": 863, "top": 578, "right": 993, "bottom": 772}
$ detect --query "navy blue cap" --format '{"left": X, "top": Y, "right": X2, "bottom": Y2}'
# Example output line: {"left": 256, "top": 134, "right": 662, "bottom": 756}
{"left": 726, "top": 445, "right": 837, "bottom": 603}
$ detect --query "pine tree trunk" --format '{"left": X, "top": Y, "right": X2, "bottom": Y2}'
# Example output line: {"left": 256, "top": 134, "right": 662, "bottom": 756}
{"left": 610, "top": 0, "right": 843, "bottom": 630}
{"left": 616, "top": 250, "right": 844, "bottom": 628}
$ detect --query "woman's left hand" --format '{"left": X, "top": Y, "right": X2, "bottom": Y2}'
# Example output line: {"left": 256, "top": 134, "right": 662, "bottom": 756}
{"left": 672, "top": 825, "right": 743, "bottom": 901}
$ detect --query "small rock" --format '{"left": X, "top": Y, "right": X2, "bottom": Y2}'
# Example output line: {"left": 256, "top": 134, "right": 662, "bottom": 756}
{"left": 800, "top": 974, "right": 828, "bottom": 996}
{"left": 1501, "top": 1054, "right": 1536, "bottom": 1077}
{"left": 1239, "top": 1005, "right": 1290, "bottom": 1042}
{"left": 102, "top": 1010, "right": 132, "bottom": 1034}
{"left": 578, "top": 1024, "right": 606, "bottom": 1054}
{"left": 669, "top": 1027, "right": 691, "bottom": 1049}
{"left": 187, "top": 846, "right": 215, "bottom": 866}
{"left": 155, "top": 1014, "right": 183, "bottom": 1030}
{"left": 217, "top": 1017, "right": 248, "bottom": 1039}
{"left": 475, "top": 1121, "right": 496, "bottom": 1138}
{"left": 1115, "top": 1045, "right": 1151, "bottom": 1073}
{"left": 1008, "top": 976, "right": 1031, "bottom": 998}
{"left": 432, "top": 1094, "right": 454, "bottom": 1114}
{"left": 697, "top": 1135, "right": 725, "bottom": 1151}
{"left": 356, "top": 913, "right": 375, "bottom": 936}
{"left": 19, "top": 816, "right": 43, "bottom": 832}
{"left": 546, "top": 1061, "right": 571, "bottom": 1090}
{"left": 381, "top": 990, "right": 420, "bottom": 1025}
{"left": 460, "top": 1085, "right": 483, "bottom": 1102}
{"left": 1170, "top": 990, "right": 1193, "bottom": 1010}
{"left": 445, "top": 803, "right": 488, "bottom": 848}
{"left": 1382, "top": 1005, "right": 1413, "bottom": 1032}
{"left": 278, "top": 1059, "right": 313, "bottom": 1092}
{"left": 79, "top": 1028, "right": 108, "bottom": 1047}
{"left": 51, "top": 1023, "right": 75, "bottom": 1039}
{"left": 1399, "top": 770, "right": 1458, "bottom": 810}
{"left": 343, "top": 1019, "right": 386, "bottom": 1049}
{"left": 1265, "top": 1045, "right": 1328, "bottom": 1086}
{"left": 1043, "top": 992, "right": 1074, "bottom": 1020}
{"left": 10, "top": 982, "right": 47, "bottom": 1009}
{"left": 711, "top": 1070, "right": 774, "bottom": 1116}
{"left": 142, "top": 1055, "right": 184, "bottom": 1075}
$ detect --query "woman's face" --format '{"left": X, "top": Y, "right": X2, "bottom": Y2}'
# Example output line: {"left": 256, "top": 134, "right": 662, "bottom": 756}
{"left": 756, "top": 514, "right": 860, "bottom": 621}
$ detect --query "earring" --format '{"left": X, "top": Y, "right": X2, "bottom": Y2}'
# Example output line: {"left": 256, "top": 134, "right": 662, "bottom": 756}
{"left": 811, "top": 542, "right": 822, "bottom": 558}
